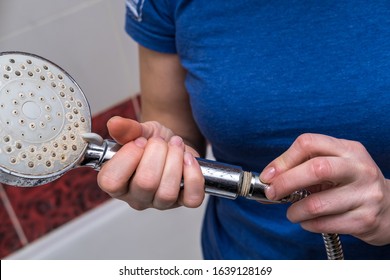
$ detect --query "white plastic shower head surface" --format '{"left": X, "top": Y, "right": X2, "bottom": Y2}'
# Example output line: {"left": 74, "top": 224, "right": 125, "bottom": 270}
{"left": 0, "top": 51, "right": 92, "bottom": 186}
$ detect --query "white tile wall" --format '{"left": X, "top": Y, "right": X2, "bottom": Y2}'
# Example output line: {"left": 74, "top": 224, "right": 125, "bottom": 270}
{"left": 0, "top": 0, "right": 140, "bottom": 114}
{"left": 1, "top": 0, "right": 206, "bottom": 260}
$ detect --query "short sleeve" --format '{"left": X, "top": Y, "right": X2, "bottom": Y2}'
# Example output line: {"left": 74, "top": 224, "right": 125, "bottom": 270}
{"left": 125, "top": 0, "right": 177, "bottom": 53}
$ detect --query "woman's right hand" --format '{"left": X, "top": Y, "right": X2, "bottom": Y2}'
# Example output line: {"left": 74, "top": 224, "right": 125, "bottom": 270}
{"left": 97, "top": 116, "right": 205, "bottom": 210}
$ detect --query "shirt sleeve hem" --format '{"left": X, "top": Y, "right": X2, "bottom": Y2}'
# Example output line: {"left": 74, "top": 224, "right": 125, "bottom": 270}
{"left": 125, "top": 16, "right": 177, "bottom": 54}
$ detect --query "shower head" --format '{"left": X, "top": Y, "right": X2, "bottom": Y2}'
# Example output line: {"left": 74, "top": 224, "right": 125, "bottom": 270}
{"left": 0, "top": 51, "right": 96, "bottom": 186}
{"left": 0, "top": 51, "right": 300, "bottom": 201}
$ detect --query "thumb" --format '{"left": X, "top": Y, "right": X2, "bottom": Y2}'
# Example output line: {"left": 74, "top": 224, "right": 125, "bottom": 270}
{"left": 107, "top": 116, "right": 143, "bottom": 144}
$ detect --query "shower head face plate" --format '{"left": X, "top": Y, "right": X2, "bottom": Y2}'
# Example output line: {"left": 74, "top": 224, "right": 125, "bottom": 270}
{"left": 0, "top": 52, "right": 92, "bottom": 186}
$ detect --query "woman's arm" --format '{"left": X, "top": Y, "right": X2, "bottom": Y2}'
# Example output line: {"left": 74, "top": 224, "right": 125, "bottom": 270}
{"left": 97, "top": 46, "right": 206, "bottom": 210}
{"left": 139, "top": 46, "right": 206, "bottom": 156}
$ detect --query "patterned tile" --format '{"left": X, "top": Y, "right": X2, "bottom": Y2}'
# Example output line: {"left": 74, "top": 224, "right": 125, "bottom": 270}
{"left": 3, "top": 168, "right": 109, "bottom": 243}
{"left": 0, "top": 96, "right": 139, "bottom": 256}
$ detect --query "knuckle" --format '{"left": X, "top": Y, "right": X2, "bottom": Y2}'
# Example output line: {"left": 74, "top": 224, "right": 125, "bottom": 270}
{"left": 363, "top": 163, "right": 382, "bottom": 181}
{"left": 156, "top": 188, "right": 179, "bottom": 206}
{"left": 183, "top": 195, "right": 204, "bottom": 208}
{"left": 370, "top": 185, "right": 385, "bottom": 205}
{"left": 148, "top": 136, "right": 167, "bottom": 146}
{"left": 131, "top": 174, "right": 158, "bottom": 193}
{"left": 295, "top": 133, "right": 316, "bottom": 151}
{"left": 148, "top": 121, "right": 174, "bottom": 139}
{"left": 305, "top": 195, "right": 328, "bottom": 216}
{"left": 148, "top": 121, "right": 162, "bottom": 134}
{"left": 348, "top": 140, "right": 366, "bottom": 152}
{"left": 355, "top": 214, "right": 379, "bottom": 238}
{"left": 128, "top": 201, "right": 149, "bottom": 211}
{"left": 362, "top": 213, "right": 379, "bottom": 230}
{"left": 97, "top": 173, "right": 125, "bottom": 196}
{"left": 311, "top": 157, "right": 333, "bottom": 180}
{"left": 342, "top": 139, "right": 368, "bottom": 156}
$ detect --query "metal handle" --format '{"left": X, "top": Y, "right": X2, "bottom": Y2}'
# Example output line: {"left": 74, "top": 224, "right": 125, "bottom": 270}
{"left": 81, "top": 137, "right": 306, "bottom": 203}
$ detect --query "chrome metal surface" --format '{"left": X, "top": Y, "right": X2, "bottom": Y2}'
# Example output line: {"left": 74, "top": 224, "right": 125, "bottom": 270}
{"left": 82, "top": 139, "right": 121, "bottom": 170}
{"left": 196, "top": 158, "right": 242, "bottom": 199}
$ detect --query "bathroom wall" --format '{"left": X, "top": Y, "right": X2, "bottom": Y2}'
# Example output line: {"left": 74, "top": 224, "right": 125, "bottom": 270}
{"left": 0, "top": 0, "right": 139, "bottom": 114}
{"left": 0, "top": 0, "right": 205, "bottom": 259}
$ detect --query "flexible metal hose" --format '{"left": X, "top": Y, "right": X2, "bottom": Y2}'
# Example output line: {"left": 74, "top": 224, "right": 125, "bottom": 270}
{"left": 286, "top": 189, "right": 344, "bottom": 260}
{"left": 322, "top": 233, "right": 344, "bottom": 260}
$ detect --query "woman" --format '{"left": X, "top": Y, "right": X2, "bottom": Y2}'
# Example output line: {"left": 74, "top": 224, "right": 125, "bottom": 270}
{"left": 98, "top": 0, "right": 390, "bottom": 259}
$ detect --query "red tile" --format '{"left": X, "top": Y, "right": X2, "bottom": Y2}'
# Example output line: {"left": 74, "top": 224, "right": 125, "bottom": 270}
{"left": 3, "top": 167, "right": 109, "bottom": 243}
{"left": 0, "top": 96, "right": 140, "bottom": 255}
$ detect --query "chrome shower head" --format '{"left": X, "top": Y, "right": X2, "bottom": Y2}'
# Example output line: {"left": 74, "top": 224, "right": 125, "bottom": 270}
{"left": 0, "top": 51, "right": 93, "bottom": 186}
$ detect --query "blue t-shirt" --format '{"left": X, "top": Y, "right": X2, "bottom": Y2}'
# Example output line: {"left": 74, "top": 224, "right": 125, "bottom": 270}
{"left": 125, "top": 0, "right": 390, "bottom": 259}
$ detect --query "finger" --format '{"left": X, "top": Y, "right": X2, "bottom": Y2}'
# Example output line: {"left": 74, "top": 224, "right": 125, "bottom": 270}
{"left": 153, "top": 136, "right": 185, "bottom": 209}
{"left": 286, "top": 185, "right": 361, "bottom": 224}
{"left": 107, "top": 116, "right": 143, "bottom": 144}
{"left": 299, "top": 209, "right": 370, "bottom": 238}
{"left": 129, "top": 137, "right": 168, "bottom": 205}
{"left": 141, "top": 121, "right": 174, "bottom": 141}
{"left": 179, "top": 152, "right": 205, "bottom": 208}
{"left": 268, "top": 156, "right": 358, "bottom": 200}
{"left": 108, "top": 117, "right": 175, "bottom": 144}
{"left": 297, "top": 201, "right": 386, "bottom": 246}
{"left": 97, "top": 137, "right": 147, "bottom": 198}
{"left": 260, "top": 133, "right": 351, "bottom": 183}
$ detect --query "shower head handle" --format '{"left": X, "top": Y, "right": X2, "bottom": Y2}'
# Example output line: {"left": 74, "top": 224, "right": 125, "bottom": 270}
{"left": 80, "top": 133, "right": 120, "bottom": 170}
{"left": 81, "top": 134, "right": 306, "bottom": 204}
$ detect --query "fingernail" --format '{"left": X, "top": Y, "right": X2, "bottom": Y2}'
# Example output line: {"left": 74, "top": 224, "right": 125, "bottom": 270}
{"left": 184, "top": 152, "right": 194, "bottom": 166}
{"left": 134, "top": 137, "right": 147, "bottom": 148}
{"left": 169, "top": 136, "right": 184, "bottom": 147}
{"left": 260, "top": 166, "right": 276, "bottom": 183}
{"left": 264, "top": 185, "right": 276, "bottom": 201}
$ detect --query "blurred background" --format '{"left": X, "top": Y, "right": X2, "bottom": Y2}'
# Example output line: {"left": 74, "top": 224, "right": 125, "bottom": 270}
{"left": 0, "top": 0, "right": 205, "bottom": 259}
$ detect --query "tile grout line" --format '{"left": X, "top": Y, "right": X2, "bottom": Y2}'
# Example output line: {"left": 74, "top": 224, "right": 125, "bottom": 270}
{"left": 0, "top": 184, "right": 29, "bottom": 246}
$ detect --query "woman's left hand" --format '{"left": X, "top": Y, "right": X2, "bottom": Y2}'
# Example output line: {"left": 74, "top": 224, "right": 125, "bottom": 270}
{"left": 259, "top": 133, "right": 390, "bottom": 246}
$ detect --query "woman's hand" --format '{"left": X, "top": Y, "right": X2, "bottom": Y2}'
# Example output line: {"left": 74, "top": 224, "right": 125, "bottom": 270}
{"left": 97, "top": 116, "right": 205, "bottom": 210}
{"left": 260, "top": 133, "right": 390, "bottom": 246}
